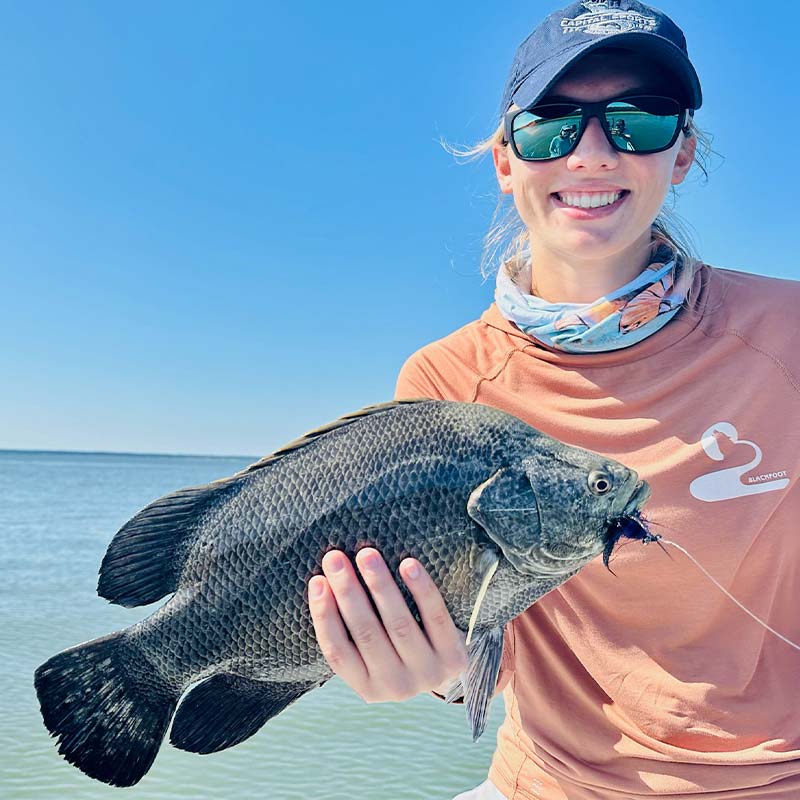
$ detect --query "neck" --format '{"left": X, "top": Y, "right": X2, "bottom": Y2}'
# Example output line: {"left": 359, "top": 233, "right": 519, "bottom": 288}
{"left": 528, "top": 232, "right": 654, "bottom": 303}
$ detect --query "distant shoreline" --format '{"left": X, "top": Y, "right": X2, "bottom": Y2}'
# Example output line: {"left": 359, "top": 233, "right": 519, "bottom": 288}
{"left": 0, "top": 448, "right": 257, "bottom": 460}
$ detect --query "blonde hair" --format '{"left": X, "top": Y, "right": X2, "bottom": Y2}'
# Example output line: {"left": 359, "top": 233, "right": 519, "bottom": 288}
{"left": 443, "top": 111, "right": 718, "bottom": 290}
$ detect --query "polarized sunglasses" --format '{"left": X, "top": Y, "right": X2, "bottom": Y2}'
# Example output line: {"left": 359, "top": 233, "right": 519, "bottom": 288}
{"left": 503, "top": 94, "right": 692, "bottom": 161}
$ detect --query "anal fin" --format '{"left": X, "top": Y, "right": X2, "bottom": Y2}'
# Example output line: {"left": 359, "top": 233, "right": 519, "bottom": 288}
{"left": 169, "top": 673, "right": 322, "bottom": 754}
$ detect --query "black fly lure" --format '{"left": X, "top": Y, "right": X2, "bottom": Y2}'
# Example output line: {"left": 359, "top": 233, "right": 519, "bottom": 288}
{"left": 603, "top": 511, "right": 662, "bottom": 569}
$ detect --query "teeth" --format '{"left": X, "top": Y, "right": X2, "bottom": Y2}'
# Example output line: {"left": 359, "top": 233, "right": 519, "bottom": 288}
{"left": 557, "top": 191, "right": 623, "bottom": 209}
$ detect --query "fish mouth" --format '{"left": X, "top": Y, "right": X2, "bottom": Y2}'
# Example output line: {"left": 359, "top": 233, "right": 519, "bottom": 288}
{"left": 602, "top": 481, "right": 658, "bottom": 568}
{"left": 623, "top": 480, "right": 651, "bottom": 515}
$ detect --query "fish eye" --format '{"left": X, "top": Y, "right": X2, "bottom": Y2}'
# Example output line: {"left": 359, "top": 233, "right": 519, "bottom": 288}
{"left": 588, "top": 470, "right": 613, "bottom": 495}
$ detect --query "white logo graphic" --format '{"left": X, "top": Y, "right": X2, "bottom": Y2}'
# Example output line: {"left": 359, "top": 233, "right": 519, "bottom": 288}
{"left": 689, "top": 422, "right": 790, "bottom": 503}
{"left": 562, "top": 1, "right": 658, "bottom": 35}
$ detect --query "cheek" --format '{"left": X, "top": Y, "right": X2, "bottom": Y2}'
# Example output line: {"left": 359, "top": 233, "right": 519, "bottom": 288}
{"left": 508, "top": 160, "right": 554, "bottom": 215}
{"left": 627, "top": 154, "right": 676, "bottom": 213}
{"left": 644, "top": 149, "right": 681, "bottom": 193}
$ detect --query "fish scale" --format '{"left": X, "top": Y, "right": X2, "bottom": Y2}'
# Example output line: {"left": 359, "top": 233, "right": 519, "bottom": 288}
{"left": 34, "top": 399, "right": 652, "bottom": 787}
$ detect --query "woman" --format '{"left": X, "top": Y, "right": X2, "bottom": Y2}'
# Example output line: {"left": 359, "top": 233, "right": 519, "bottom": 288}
{"left": 309, "top": 2, "right": 800, "bottom": 798}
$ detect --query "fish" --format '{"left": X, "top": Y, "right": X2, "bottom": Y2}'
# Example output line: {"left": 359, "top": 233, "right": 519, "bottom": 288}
{"left": 34, "top": 399, "right": 653, "bottom": 787}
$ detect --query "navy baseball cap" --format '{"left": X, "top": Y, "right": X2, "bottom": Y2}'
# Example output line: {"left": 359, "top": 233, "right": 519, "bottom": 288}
{"left": 499, "top": 0, "right": 703, "bottom": 117}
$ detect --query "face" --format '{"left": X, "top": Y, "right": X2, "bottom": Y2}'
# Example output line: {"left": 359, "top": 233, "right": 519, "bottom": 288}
{"left": 492, "top": 52, "right": 696, "bottom": 265}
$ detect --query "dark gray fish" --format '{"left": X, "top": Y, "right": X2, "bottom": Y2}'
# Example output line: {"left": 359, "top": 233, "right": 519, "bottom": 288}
{"left": 34, "top": 399, "right": 651, "bottom": 787}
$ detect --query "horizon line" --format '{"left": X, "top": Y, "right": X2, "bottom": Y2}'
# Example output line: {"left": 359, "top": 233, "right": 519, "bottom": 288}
{"left": 0, "top": 447, "right": 258, "bottom": 460}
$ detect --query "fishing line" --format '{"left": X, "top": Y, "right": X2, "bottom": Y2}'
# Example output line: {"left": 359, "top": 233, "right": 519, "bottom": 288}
{"left": 653, "top": 535, "right": 800, "bottom": 654}
{"left": 615, "top": 516, "right": 800, "bottom": 653}
{"left": 487, "top": 510, "right": 800, "bottom": 653}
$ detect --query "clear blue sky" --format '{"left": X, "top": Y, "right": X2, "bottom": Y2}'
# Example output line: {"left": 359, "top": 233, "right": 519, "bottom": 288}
{"left": 1, "top": 1, "right": 796, "bottom": 456}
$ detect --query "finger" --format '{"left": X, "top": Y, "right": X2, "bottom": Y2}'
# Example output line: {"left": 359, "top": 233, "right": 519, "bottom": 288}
{"left": 321, "top": 550, "right": 403, "bottom": 679}
{"left": 355, "top": 548, "right": 436, "bottom": 675}
{"left": 308, "top": 574, "right": 368, "bottom": 687}
{"left": 399, "top": 558, "right": 468, "bottom": 676}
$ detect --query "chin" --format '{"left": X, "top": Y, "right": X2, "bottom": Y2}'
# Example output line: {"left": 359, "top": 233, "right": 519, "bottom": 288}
{"left": 557, "top": 231, "right": 626, "bottom": 255}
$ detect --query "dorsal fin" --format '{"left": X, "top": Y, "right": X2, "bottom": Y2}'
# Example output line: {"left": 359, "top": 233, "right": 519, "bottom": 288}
{"left": 237, "top": 399, "right": 433, "bottom": 476}
{"left": 98, "top": 483, "right": 232, "bottom": 606}
{"left": 98, "top": 398, "right": 434, "bottom": 607}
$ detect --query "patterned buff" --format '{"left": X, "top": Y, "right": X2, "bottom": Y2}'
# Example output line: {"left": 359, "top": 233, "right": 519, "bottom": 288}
{"left": 494, "top": 242, "right": 694, "bottom": 353}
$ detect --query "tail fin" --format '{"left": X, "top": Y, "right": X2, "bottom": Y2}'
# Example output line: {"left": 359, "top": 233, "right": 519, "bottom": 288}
{"left": 34, "top": 630, "right": 179, "bottom": 787}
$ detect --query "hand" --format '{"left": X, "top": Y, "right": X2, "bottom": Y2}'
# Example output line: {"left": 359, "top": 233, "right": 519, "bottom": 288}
{"left": 308, "top": 548, "right": 468, "bottom": 703}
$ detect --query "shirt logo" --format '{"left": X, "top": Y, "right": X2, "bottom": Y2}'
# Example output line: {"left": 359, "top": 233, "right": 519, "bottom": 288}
{"left": 689, "top": 421, "right": 790, "bottom": 503}
{"left": 561, "top": 1, "right": 658, "bottom": 36}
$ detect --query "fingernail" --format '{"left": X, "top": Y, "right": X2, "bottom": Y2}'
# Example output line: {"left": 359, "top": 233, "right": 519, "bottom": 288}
{"left": 325, "top": 552, "right": 345, "bottom": 573}
{"left": 309, "top": 578, "right": 325, "bottom": 599}
{"left": 360, "top": 549, "right": 380, "bottom": 571}
{"left": 404, "top": 560, "right": 421, "bottom": 580}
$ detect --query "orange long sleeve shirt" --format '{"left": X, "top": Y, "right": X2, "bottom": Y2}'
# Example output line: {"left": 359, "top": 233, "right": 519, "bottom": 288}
{"left": 394, "top": 264, "right": 800, "bottom": 799}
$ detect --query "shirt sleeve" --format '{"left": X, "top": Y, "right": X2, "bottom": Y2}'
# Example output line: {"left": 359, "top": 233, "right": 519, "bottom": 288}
{"left": 394, "top": 351, "right": 446, "bottom": 401}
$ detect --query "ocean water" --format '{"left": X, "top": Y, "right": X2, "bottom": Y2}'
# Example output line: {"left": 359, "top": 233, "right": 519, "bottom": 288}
{"left": 0, "top": 450, "right": 501, "bottom": 800}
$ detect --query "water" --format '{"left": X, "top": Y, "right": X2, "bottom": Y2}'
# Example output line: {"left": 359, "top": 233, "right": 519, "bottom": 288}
{"left": 0, "top": 450, "right": 501, "bottom": 800}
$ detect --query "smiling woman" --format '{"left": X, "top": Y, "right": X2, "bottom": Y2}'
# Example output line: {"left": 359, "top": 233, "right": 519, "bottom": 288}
{"left": 470, "top": 45, "right": 713, "bottom": 309}
{"left": 308, "top": 2, "right": 800, "bottom": 799}
{"left": 486, "top": 48, "right": 702, "bottom": 352}
{"left": 495, "top": 67, "right": 696, "bottom": 311}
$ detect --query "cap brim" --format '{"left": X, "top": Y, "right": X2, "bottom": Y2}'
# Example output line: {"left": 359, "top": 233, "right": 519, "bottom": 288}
{"left": 509, "top": 32, "right": 702, "bottom": 112}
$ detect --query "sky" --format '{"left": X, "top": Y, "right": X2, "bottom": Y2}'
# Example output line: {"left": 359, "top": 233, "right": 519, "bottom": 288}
{"left": 1, "top": 0, "right": 797, "bottom": 457}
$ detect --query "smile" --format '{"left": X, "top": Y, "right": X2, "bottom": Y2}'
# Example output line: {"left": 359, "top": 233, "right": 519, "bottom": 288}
{"left": 551, "top": 190, "right": 629, "bottom": 218}
{"left": 557, "top": 190, "right": 623, "bottom": 208}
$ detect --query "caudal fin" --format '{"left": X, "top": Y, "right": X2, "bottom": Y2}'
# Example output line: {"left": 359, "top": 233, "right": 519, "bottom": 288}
{"left": 34, "top": 630, "right": 178, "bottom": 787}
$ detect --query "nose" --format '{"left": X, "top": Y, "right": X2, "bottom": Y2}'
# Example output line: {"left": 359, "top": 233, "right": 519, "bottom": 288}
{"left": 567, "top": 116, "right": 619, "bottom": 171}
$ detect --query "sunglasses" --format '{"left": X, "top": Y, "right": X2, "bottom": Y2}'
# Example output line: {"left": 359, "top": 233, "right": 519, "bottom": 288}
{"left": 503, "top": 94, "right": 692, "bottom": 161}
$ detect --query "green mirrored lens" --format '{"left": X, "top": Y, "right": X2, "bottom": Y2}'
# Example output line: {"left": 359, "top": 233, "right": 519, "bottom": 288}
{"left": 604, "top": 98, "right": 680, "bottom": 152}
{"left": 512, "top": 108, "right": 582, "bottom": 160}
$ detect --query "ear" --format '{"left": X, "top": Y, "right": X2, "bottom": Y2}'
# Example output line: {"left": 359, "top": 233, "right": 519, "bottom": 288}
{"left": 671, "top": 128, "right": 696, "bottom": 186}
{"left": 492, "top": 142, "right": 514, "bottom": 195}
